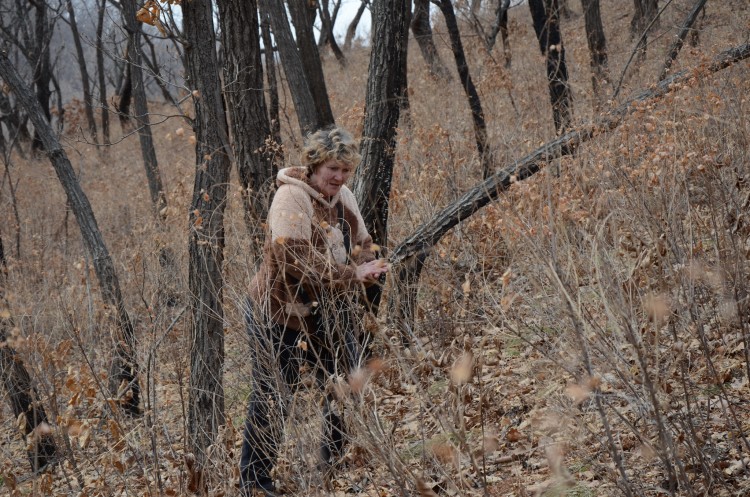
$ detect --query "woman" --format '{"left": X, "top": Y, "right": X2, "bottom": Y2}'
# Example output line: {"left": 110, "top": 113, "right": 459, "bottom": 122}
{"left": 240, "top": 126, "right": 388, "bottom": 496}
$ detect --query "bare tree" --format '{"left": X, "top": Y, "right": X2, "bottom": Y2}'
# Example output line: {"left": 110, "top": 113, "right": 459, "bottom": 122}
{"left": 318, "top": 0, "right": 347, "bottom": 67}
{"left": 286, "top": 0, "right": 335, "bottom": 128}
{"left": 65, "top": 0, "right": 97, "bottom": 142}
{"left": 96, "top": 0, "right": 111, "bottom": 144}
{"left": 487, "top": 0, "right": 511, "bottom": 68}
{"left": 122, "top": 0, "right": 167, "bottom": 219}
{"left": 0, "top": 90, "right": 32, "bottom": 151}
{"left": 631, "top": 0, "right": 659, "bottom": 36}
{"left": 0, "top": 344, "right": 57, "bottom": 472}
{"left": 344, "top": 0, "right": 368, "bottom": 51}
{"left": 631, "top": 0, "right": 659, "bottom": 59}
{"left": 529, "top": 0, "right": 573, "bottom": 135}
{"left": 581, "top": 0, "right": 609, "bottom": 105}
{"left": 217, "top": 0, "right": 275, "bottom": 253}
{"left": 412, "top": 0, "right": 452, "bottom": 81}
{"left": 1, "top": 295, "right": 57, "bottom": 473}
{"left": 0, "top": 53, "right": 142, "bottom": 417}
{"left": 116, "top": 49, "right": 132, "bottom": 130}
{"left": 260, "top": 12, "right": 282, "bottom": 147}
{"left": 658, "top": 0, "right": 708, "bottom": 81}
{"left": 352, "top": 0, "right": 411, "bottom": 249}
{"left": 258, "top": 0, "right": 324, "bottom": 133}
{"left": 434, "top": 0, "right": 492, "bottom": 179}
{"left": 182, "top": 0, "right": 231, "bottom": 481}
{"left": 31, "top": 0, "right": 54, "bottom": 152}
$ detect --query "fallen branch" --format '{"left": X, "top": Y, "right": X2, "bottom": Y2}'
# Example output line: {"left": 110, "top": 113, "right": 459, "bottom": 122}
{"left": 390, "top": 42, "right": 750, "bottom": 267}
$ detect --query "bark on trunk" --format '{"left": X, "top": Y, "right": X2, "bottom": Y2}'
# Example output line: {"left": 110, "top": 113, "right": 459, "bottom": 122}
{"left": 0, "top": 91, "right": 31, "bottom": 148}
{"left": 411, "top": 0, "right": 452, "bottom": 81}
{"left": 122, "top": 0, "right": 166, "bottom": 219}
{"left": 65, "top": 0, "right": 97, "bottom": 142}
{"left": 0, "top": 52, "right": 142, "bottom": 417}
{"left": 217, "top": 0, "right": 275, "bottom": 255}
{"left": 287, "top": 0, "right": 335, "bottom": 129}
{"left": 580, "top": 0, "right": 609, "bottom": 104}
{"left": 31, "top": 0, "right": 52, "bottom": 152}
{"left": 260, "top": 13, "right": 282, "bottom": 148}
{"left": 529, "top": 0, "right": 573, "bottom": 135}
{"left": 182, "top": 0, "right": 230, "bottom": 479}
{"left": 1, "top": 321, "right": 57, "bottom": 472}
{"left": 117, "top": 59, "right": 132, "bottom": 130}
{"left": 352, "top": 0, "right": 411, "bottom": 249}
{"left": 258, "top": 0, "right": 322, "bottom": 133}
{"left": 436, "top": 0, "right": 491, "bottom": 179}
{"left": 96, "top": 0, "right": 110, "bottom": 145}
{"left": 486, "top": 0, "right": 511, "bottom": 68}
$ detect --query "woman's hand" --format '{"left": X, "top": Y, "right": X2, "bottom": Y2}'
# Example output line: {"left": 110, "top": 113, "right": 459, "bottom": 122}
{"left": 356, "top": 259, "right": 390, "bottom": 282}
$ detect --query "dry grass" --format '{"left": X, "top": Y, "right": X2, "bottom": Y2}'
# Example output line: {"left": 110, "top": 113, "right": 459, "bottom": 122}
{"left": 1, "top": 1, "right": 750, "bottom": 496}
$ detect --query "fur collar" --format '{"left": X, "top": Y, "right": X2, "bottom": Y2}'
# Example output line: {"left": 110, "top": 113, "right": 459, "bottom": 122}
{"left": 277, "top": 167, "right": 341, "bottom": 209}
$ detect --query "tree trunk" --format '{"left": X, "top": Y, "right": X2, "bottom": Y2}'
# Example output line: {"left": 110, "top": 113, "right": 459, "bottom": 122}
{"left": 96, "top": 0, "right": 110, "bottom": 145}
{"left": 122, "top": 0, "right": 167, "bottom": 220}
{"left": 117, "top": 59, "right": 132, "bottom": 130}
{"left": 182, "top": 0, "right": 230, "bottom": 480}
{"left": 352, "top": 0, "right": 411, "bottom": 249}
{"left": 580, "top": 0, "right": 609, "bottom": 105}
{"left": 529, "top": 0, "right": 573, "bottom": 135}
{"left": 631, "top": 0, "right": 659, "bottom": 59}
{"left": 388, "top": 42, "right": 750, "bottom": 330}
{"left": 631, "top": 0, "right": 659, "bottom": 36}
{"left": 411, "top": 0, "right": 452, "bottom": 81}
{"left": 258, "top": 0, "right": 322, "bottom": 134}
{"left": 0, "top": 52, "right": 142, "bottom": 417}
{"left": 65, "top": 0, "right": 97, "bottom": 142}
{"left": 286, "top": 0, "right": 335, "bottom": 129}
{"left": 0, "top": 344, "right": 58, "bottom": 472}
{"left": 31, "top": 0, "right": 52, "bottom": 152}
{"left": 217, "top": 0, "right": 275, "bottom": 256}
{"left": 344, "top": 0, "right": 368, "bottom": 51}
{"left": 486, "top": 0, "right": 511, "bottom": 68}
{"left": 0, "top": 91, "right": 32, "bottom": 148}
{"left": 558, "top": 0, "right": 573, "bottom": 18}
{"left": 260, "top": 13, "right": 282, "bottom": 148}
{"left": 658, "top": 0, "right": 708, "bottom": 81}
{"left": 319, "top": 0, "right": 347, "bottom": 67}
{"left": 436, "top": 0, "right": 491, "bottom": 179}
{"left": 1, "top": 316, "right": 57, "bottom": 472}
{"left": 142, "top": 34, "right": 180, "bottom": 108}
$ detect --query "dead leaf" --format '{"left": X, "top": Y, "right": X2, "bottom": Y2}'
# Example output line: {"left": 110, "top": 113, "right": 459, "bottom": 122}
{"left": 450, "top": 352, "right": 473, "bottom": 385}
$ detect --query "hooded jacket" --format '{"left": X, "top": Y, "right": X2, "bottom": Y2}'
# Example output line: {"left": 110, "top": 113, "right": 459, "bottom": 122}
{"left": 249, "top": 167, "right": 376, "bottom": 332}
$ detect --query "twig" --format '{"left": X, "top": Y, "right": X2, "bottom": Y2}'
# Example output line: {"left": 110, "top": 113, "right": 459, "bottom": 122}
{"left": 658, "top": 0, "right": 709, "bottom": 81}
{"left": 613, "top": 0, "right": 675, "bottom": 99}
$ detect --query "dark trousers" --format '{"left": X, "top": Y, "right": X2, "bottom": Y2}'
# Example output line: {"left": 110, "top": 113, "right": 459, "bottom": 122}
{"left": 239, "top": 304, "right": 359, "bottom": 493}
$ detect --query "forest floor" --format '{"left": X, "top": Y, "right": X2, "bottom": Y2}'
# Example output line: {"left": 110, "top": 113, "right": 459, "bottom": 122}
{"left": 2, "top": 1, "right": 750, "bottom": 496}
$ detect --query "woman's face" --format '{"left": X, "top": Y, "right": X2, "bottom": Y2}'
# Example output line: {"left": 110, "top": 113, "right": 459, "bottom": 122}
{"left": 310, "top": 159, "right": 354, "bottom": 198}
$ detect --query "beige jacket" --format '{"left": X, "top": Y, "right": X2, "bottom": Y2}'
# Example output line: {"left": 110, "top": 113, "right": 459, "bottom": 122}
{"left": 249, "top": 167, "right": 376, "bottom": 332}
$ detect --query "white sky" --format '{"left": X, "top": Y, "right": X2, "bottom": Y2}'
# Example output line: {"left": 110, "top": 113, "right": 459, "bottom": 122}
{"left": 330, "top": 0, "right": 372, "bottom": 42}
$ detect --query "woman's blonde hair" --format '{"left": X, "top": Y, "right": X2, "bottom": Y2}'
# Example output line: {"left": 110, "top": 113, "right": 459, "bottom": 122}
{"left": 302, "top": 126, "right": 361, "bottom": 172}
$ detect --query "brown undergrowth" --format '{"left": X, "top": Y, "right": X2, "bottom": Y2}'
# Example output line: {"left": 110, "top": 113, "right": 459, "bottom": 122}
{"left": 1, "top": 1, "right": 750, "bottom": 496}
